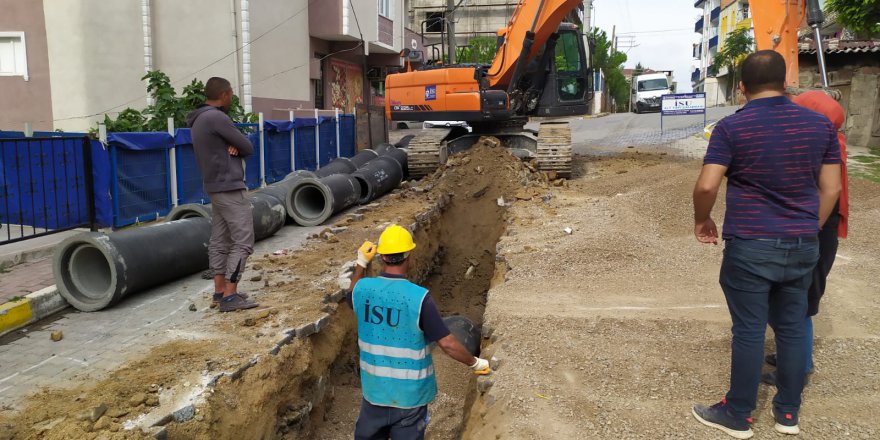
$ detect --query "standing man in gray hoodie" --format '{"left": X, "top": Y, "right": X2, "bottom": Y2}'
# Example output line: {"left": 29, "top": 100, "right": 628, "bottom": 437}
{"left": 186, "top": 77, "right": 259, "bottom": 312}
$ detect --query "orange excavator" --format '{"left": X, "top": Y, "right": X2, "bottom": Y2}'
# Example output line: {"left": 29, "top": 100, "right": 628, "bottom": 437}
{"left": 751, "top": 0, "right": 833, "bottom": 94}
{"left": 385, "top": 0, "right": 593, "bottom": 178}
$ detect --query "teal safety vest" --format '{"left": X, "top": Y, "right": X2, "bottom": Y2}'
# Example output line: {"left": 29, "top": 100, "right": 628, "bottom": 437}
{"left": 352, "top": 276, "right": 438, "bottom": 408}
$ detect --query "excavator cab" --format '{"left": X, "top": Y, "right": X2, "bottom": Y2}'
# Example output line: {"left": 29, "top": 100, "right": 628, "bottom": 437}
{"left": 529, "top": 24, "right": 593, "bottom": 117}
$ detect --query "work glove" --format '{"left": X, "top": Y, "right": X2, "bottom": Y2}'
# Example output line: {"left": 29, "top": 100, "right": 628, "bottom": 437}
{"left": 357, "top": 241, "right": 377, "bottom": 268}
{"left": 470, "top": 358, "right": 491, "bottom": 375}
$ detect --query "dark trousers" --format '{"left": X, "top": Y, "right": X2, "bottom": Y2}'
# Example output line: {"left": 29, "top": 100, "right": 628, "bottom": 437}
{"left": 720, "top": 237, "right": 819, "bottom": 418}
{"left": 354, "top": 399, "right": 428, "bottom": 440}
{"left": 808, "top": 211, "right": 840, "bottom": 316}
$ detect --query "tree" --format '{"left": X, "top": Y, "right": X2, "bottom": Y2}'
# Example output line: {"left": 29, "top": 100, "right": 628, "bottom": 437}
{"left": 102, "top": 70, "right": 257, "bottom": 133}
{"left": 455, "top": 36, "right": 498, "bottom": 64}
{"left": 826, "top": 0, "right": 880, "bottom": 38}
{"left": 633, "top": 62, "right": 645, "bottom": 77}
{"left": 590, "top": 28, "right": 628, "bottom": 112}
{"left": 712, "top": 27, "right": 754, "bottom": 103}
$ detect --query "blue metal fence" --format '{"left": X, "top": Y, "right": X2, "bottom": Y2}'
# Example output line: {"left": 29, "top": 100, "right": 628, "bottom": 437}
{"left": 1, "top": 136, "right": 97, "bottom": 244}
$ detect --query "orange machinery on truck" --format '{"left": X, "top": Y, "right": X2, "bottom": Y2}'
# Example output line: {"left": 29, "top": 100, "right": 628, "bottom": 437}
{"left": 385, "top": 0, "right": 592, "bottom": 178}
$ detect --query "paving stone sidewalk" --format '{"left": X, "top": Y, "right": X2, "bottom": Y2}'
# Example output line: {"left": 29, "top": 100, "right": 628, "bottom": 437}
{"left": 0, "top": 257, "right": 55, "bottom": 304}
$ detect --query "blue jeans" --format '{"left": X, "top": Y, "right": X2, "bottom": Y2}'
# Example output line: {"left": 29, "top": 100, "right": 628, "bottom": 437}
{"left": 720, "top": 237, "right": 819, "bottom": 418}
{"left": 354, "top": 399, "right": 428, "bottom": 440}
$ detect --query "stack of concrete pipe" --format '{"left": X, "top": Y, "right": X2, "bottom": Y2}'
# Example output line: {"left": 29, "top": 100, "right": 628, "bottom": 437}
{"left": 53, "top": 144, "right": 408, "bottom": 312}
{"left": 285, "top": 144, "right": 408, "bottom": 226}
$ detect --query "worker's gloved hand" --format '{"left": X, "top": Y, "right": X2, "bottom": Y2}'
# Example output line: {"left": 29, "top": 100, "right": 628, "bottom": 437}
{"left": 470, "top": 358, "right": 491, "bottom": 375}
{"left": 357, "top": 241, "right": 377, "bottom": 268}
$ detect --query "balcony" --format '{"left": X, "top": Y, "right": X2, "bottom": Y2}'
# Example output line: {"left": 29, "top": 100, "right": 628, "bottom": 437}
{"left": 709, "top": 35, "right": 719, "bottom": 48}
{"left": 694, "top": 0, "right": 706, "bottom": 7}
{"left": 695, "top": 16, "right": 704, "bottom": 33}
{"left": 693, "top": 42, "right": 702, "bottom": 59}
{"left": 707, "top": 65, "right": 718, "bottom": 77}
{"left": 710, "top": 6, "right": 721, "bottom": 23}
{"left": 692, "top": 69, "right": 701, "bottom": 83}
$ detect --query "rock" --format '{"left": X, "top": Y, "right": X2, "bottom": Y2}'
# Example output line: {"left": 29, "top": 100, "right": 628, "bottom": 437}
{"left": 477, "top": 376, "right": 495, "bottom": 394}
{"left": 50, "top": 331, "right": 63, "bottom": 342}
{"left": 330, "top": 226, "right": 349, "bottom": 234}
{"left": 148, "top": 384, "right": 160, "bottom": 393}
{"left": 250, "top": 274, "right": 262, "bottom": 282}
{"left": 489, "top": 356, "right": 501, "bottom": 370}
{"left": 349, "top": 213, "right": 365, "bottom": 222}
{"left": 172, "top": 404, "right": 196, "bottom": 422}
{"left": 252, "top": 264, "right": 262, "bottom": 270}
{"left": 90, "top": 403, "right": 108, "bottom": 422}
{"left": 145, "top": 395, "right": 160, "bottom": 407}
{"left": 552, "top": 179, "right": 565, "bottom": 187}
{"left": 465, "top": 265, "right": 476, "bottom": 280}
{"left": 472, "top": 186, "right": 489, "bottom": 199}
{"left": 564, "top": 227, "right": 573, "bottom": 235}
{"left": 33, "top": 417, "right": 66, "bottom": 433}
{"left": 105, "top": 408, "right": 128, "bottom": 418}
{"left": 242, "top": 317, "right": 257, "bottom": 327}
{"left": 256, "top": 310, "right": 271, "bottom": 320}
{"left": 188, "top": 303, "right": 197, "bottom": 312}
{"left": 93, "top": 416, "right": 111, "bottom": 430}
{"left": 129, "top": 393, "right": 146, "bottom": 407}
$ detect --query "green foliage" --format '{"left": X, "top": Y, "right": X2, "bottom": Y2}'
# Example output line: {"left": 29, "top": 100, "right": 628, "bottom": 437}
{"left": 101, "top": 70, "right": 257, "bottom": 132}
{"left": 826, "top": 0, "right": 880, "bottom": 37}
{"left": 633, "top": 62, "right": 645, "bottom": 77}
{"left": 455, "top": 36, "right": 498, "bottom": 64}
{"left": 712, "top": 27, "right": 754, "bottom": 101}
{"left": 590, "top": 28, "right": 629, "bottom": 112}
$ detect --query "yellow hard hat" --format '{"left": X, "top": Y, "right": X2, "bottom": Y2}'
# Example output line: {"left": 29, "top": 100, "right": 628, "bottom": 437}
{"left": 377, "top": 224, "right": 416, "bottom": 255}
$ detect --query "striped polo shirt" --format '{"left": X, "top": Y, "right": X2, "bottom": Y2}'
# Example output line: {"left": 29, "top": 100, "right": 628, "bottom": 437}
{"left": 704, "top": 96, "right": 841, "bottom": 239}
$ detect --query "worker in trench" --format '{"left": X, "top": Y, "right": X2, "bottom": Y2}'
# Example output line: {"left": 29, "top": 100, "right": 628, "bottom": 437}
{"left": 344, "top": 224, "right": 491, "bottom": 439}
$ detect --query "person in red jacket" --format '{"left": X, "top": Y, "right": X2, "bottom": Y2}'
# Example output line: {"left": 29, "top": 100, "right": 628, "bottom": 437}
{"left": 762, "top": 90, "right": 849, "bottom": 385}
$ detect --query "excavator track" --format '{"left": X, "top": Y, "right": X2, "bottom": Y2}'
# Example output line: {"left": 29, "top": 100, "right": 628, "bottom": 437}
{"left": 535, "top": 122, "right": 572, "bottom": 178}
{"left": 404, "top": 129, "right": 450, "bottom": 179}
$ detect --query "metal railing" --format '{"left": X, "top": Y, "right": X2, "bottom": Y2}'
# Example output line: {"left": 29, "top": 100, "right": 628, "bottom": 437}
{"left": 1, "top": 136, "right": 96, "bottom": 244}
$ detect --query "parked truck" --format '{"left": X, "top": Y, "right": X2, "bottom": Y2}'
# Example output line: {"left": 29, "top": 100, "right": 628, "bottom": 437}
{"left": 631, "top": 72, "right": 674, "bottom": 114}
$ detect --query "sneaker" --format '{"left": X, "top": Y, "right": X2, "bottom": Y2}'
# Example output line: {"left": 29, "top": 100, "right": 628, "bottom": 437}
{"left": 770, "top": 406, "right": 800, "bottom": 435}
{"left": 218, "top": 293, "right": 259, "bottom": 312}
{"left": 761, "top": 370, "right": 810, "bottom": 387}
{"left": 692, "top": 400, "right": 754, "bottom": 439}
{"left": 765, "top": 353, "right": 777, "bottom": 366}
{"left": 213, "top": 291, "right": 249, "bottom": 303}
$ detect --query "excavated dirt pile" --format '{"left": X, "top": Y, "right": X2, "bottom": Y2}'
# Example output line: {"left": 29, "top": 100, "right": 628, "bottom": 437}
{"left": 0, "top": 138, "right": 552, "bottom": 440}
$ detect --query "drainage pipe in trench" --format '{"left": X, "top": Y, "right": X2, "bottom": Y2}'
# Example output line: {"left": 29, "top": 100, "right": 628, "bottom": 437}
{"left": 53, "top": 217, "right": 212, "bottom": 312}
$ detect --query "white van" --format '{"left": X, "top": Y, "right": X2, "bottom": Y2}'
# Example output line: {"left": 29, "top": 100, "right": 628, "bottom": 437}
{"left": 631, "top": 73, "right": 674, "bottom": 114}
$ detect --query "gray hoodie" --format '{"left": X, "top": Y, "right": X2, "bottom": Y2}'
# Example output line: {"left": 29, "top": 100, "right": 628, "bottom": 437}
{"left": 186, "top": 105, "right": 255, "bottom": 193}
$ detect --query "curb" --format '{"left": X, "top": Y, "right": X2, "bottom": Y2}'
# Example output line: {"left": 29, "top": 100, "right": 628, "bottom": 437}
{"left": 0, "top": 285, "right": 69, "bottom": 337}
{"left": 583, "top": 112, "right": 610, "bottom": 119}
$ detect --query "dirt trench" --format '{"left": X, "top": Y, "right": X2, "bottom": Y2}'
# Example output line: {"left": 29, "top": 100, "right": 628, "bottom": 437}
{"left": 162, "top": 140, "right": 544, "bottom": 440}
{"left": 306, "top": 169, "right": 508, "bottom": 439}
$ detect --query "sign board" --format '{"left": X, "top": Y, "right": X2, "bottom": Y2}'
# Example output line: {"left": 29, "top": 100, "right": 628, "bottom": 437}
{"left": 661, "top": 93, "right": 706, "bottom": 116}
{"left": 425, "top": 85, "right": 436, "bottom": 101}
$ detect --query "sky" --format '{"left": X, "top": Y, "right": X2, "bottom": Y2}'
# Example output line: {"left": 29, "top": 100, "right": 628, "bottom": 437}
{"left": 590, "top": 0, "right": 699, "bottom": 92}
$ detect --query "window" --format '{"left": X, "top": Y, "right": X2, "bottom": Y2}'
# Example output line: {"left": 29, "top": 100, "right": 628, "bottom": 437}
{"left": 314, "top": 79, "right": 324, "bottom": 109}
{"left": 378, "top": 0, "right": 391, "bottom": 18}
{"left": 0, "top": 32, "right": 28, "bottom": 80}
{"left": 426, "top": 12, "right": 445, "bottom": 33}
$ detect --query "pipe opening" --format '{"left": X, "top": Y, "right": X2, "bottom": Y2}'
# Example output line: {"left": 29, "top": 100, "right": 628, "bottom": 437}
{"left": 68, "top": 245, "right": 113, "bottom": 300}
{"left": 294, "top": 184, "right": 328, "bottom": 220}
{"left": 353, "top": 176, "right": 371, "bottom": 204}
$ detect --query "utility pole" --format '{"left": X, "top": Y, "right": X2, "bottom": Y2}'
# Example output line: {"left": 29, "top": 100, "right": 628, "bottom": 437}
{"left": 446, "top": 0, "right": 456, "bottom": 64}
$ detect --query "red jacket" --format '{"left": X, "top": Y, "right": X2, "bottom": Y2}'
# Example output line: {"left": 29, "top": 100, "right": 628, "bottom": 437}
{"left": 793, "top": 91, "right": 849, "bottom": 239}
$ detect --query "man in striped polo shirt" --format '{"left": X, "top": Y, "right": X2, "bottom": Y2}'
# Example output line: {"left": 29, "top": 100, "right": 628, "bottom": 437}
{"left": 690, "top": 50, "right": 841, "bottom": 438}
{"left": 347, "top": 225, "right": 490, "bottom": 439}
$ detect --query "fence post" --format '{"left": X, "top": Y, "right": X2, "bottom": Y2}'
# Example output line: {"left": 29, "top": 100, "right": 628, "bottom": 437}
{"left": 335, "top": 108, "right": 341, "bottom": 159}
{"left": 258, "top": 112, "right": 266, "bottom": 188}
{"left": 290, "top": 110, "right": 296, "bottom": 172}
{"left": 82, "top": 137, "right": 97, "bottom": 231}
{"left": 167, "top": 118, "right": 178, "bottom": 207}
{"left": 314, "top": 109, "right": 320, "bottom": 169}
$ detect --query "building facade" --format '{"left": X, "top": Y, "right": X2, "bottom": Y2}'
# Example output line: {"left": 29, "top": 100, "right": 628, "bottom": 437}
{"left": 408, "top": 0, "right": 584, "bottom": 62}
{"left": 0, "top": 0, "right": 424, "bottom": 132}
{"left": 693, "top": 0, "right": 753, "bottom": 106}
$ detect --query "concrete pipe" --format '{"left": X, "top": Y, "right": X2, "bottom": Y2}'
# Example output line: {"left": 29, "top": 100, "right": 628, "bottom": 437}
{"left": 383, "top": 146, "right": 409, "bottom": 179}
{"left": 349, "top": 149, "right": 380, "bottom": 168}
{"left": 287, "top": 174, "right": 362, "bottom": 226}
{"left": 394, "top": 135, "right": 415, "bottom": 149}
{"left": 314, "top": 157, "right": 357, "bottom": 178}
{"left": 351, "top": 156, "right": 404, "bottom": 204}
{"left": 165, "top": 193, "right": 286, "bottom": 241}
{"left": 373, "top": 143, "right": 395, "bottom": 156}
{"left": 260, "top": 170, "right": 314, "bottom": 205}
{"left": 443, "top": 316, "right": 481, "bottom": 356}
{"left": 53, "top": 218, "right": 212, "bottom": 312}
